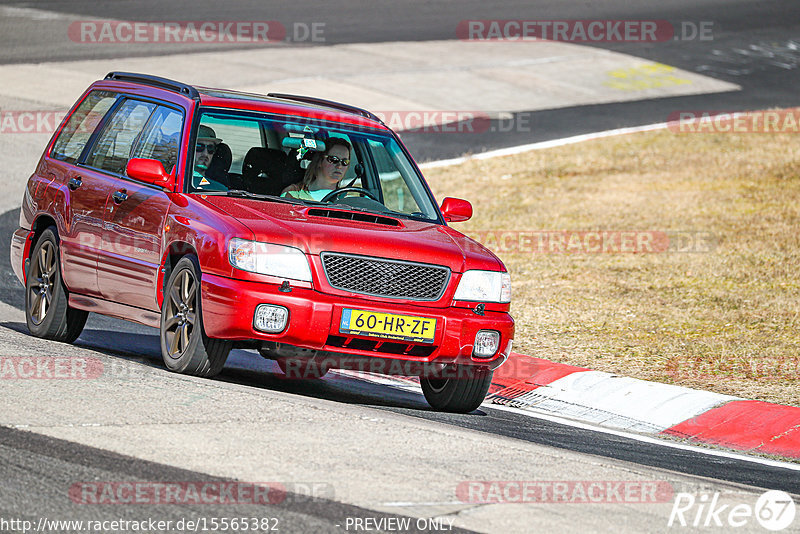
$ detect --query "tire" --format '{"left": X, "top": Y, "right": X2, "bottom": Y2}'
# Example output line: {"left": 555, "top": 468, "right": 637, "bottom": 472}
{"left": 160, "top": 256, "right": 231, "bottom": 377}
{"left": 420, "top": 364, "right": 493, "bottom": 413}
{"left": 277, "top": 358, "right": 329, "bottom": 379}
{"left": 25, "top": 227, "right": 88, "bottom": 343}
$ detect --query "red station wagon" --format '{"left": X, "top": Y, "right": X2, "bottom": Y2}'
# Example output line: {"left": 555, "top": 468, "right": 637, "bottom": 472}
{"left": 10, "top": 72, "right": 514, "bottom": 412}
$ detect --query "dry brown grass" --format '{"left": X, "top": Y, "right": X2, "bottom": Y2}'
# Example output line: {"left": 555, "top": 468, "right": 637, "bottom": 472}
{"left": 425, "top": 130, "right": 800, "bottom": 406}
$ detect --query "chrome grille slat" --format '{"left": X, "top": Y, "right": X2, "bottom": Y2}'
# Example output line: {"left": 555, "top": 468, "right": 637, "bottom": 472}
{"left": 321, "top": 253, "right": 450, "bottom": 301}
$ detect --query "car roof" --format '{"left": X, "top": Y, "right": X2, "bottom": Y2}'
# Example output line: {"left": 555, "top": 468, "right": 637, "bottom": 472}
{"left": 97, "top": 71, "right": 388, "bottom": 131}
{"left": 196, "top": 87, "right": 388, "bottom": 130}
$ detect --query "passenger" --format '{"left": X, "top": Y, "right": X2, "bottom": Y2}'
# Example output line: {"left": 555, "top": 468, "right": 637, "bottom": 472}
{"left": 192, "top": 125, "right": 226, "bottom": 191}
{"left": 281, "top": 138, "right": 351, "bottom": 201}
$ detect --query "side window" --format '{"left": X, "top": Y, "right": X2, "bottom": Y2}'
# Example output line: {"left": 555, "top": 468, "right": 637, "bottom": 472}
{"left": 51, "top": 90, "right": 117, "bottom": 164}
{"left": 131, "top": 106, "right": 183, "bottom": 175}
{"left": 86, "top": 99, "right": 156, "bottom": 174}
{"left": 200, "top": 116, "right": 262, "bottom": 174}
{"left": 367, "top": 139, "right": 416, "bottom": 213}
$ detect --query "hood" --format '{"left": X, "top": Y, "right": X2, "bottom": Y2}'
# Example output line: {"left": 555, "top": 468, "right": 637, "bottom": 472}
{"left": 198, "top": 196, "right": 503, "bottom": 273}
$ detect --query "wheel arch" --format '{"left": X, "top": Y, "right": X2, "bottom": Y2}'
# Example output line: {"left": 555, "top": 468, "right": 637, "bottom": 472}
{"left": 158, "top": 240, "right": 199, "bottom": 308}
{"left": 24, "top": 215, "right": 60, "bottom": 283}
{"left": 30, "top": 214, "right": 59, "bottom": 251}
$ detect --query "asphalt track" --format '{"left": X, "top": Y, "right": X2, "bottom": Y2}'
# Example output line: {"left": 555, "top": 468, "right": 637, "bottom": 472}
{"left": 1, "top": 425, "right": 470, "bottom": 534}
{"left": 1, "top": 0, "right": 799, "bottom": 159}
{"left": 0, "top": 207, "right": 798, "bottom": 500}
{"left": 1, "top": 1, "right": 800, "bottom": 531}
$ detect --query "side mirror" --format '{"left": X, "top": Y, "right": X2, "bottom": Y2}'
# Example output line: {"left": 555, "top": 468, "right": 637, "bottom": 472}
{"left": 127, "top": 158, "right": 173, "bottom": 188}
{"left": 440, "top": 197, "right": 473, "bottom": 222}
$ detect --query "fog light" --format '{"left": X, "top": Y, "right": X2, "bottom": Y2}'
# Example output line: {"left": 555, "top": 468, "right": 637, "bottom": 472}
{"left": 254, "top": 304, "right": 288, "bottom": 333}
{"left": 473, "top": 330, "right": 500, "bottom": 358}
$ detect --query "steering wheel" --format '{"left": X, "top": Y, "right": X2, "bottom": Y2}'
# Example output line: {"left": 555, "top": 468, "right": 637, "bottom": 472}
{"left": 321, "top": 187, "right": 380, "bottom": 203}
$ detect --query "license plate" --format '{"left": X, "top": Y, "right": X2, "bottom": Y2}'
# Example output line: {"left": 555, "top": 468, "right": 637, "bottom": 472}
{"left": 339, "top": 309, "right": 436, "bottom": 344}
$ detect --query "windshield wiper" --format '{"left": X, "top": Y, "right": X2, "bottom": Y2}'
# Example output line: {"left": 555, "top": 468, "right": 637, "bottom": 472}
{"left": 301, "top": 200, "right": 385, "bottom": 214}
{"left": 195, "top": 189, "right": 305, "bottom": 205}
{"left": 225, "top": 190, "right": 304, "bottom": 205}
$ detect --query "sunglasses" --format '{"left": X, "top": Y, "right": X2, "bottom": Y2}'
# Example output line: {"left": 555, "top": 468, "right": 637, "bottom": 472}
{"left": 195, "top": 143, "right": 217, "bottom": 154}
{"left": 325, "top": 155, "right": 350, "bottom": 167}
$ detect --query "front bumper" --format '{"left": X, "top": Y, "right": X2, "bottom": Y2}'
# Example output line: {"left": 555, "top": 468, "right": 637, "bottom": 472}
{"left": 201, "top": 273, "right": 514, "bottom": 369}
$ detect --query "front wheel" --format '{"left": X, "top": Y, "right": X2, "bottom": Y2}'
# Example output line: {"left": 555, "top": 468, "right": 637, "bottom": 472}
{"left": 420, "top": 364, "right": 493, "bottom": 413}
{"left": 160, "top": 256, "right": 231, "bottom": 377}
{"left": 25, "top": 227, "right": 88, "bottom": 342}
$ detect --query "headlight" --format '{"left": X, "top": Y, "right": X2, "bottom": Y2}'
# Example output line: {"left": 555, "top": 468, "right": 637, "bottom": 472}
{"left": 228, "top": 238, "right": 312, "bottom": 282}
{"left": 454, "top": 270, "right": 511, "bottom": 303}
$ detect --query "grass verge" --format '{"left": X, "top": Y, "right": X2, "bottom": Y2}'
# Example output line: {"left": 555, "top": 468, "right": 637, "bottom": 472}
{"left": 424, "top": 129, "right": 800, "bottom": 406}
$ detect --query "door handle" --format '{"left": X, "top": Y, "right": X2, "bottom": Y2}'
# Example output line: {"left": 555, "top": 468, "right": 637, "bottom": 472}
{"left": 112, "top": 190, "right": 128, "bottom": 204}
{"left": 68, "top": 177, "right": 82, "bottom": 191}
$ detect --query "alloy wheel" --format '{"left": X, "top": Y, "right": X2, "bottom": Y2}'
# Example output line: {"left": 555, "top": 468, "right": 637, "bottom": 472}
{"left": 27, "top": 241, "right": 57, "bottom": 325}
{"left": 163, "top": 269, "right": 197, "bottom": 357}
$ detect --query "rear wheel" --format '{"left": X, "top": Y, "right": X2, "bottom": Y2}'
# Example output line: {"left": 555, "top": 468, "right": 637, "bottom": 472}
{"left": 420, "top": 364, "right": 493, "bottom": 413}
{"left": 25, "top": 227, "right": 88, "bottom": 342}
{"left": 160, "top": 256, "right": 231, "bottom": 377}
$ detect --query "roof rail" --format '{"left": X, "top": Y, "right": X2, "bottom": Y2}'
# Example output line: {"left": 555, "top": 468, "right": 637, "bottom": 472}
{"left": 267, "top": 93, "right": 383, "bottom": 123}
{"left": 104, "top": 72, "right": 200, "bottom": 100}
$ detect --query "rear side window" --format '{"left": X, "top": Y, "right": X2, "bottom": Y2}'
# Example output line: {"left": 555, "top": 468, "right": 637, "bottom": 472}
{"left": 200, "top": 115, "right": 262, "bottom": 174}
{"left": 86, "top": 99, "right": 156, "bottom": 174}
{"left": 131, "top": 106, "right": 183, "bottom": 174}
{"left": 50, "top": 90, "right": 117, "bottom": 164}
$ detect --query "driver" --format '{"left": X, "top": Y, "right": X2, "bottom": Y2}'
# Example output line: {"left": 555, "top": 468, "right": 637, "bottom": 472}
{"left": 281, "top": 138, "right": 351, "bottom": 201}
{"left": 192, "top": 125, "right": 226, "bottom": 191}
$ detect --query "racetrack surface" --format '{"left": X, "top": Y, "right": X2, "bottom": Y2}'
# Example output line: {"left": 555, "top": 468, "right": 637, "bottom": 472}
{"left": 0, "top": 205, "right": 795, "bottom": 498}
{"left": 1, "top": 0, "right": 799, "bottom": 160}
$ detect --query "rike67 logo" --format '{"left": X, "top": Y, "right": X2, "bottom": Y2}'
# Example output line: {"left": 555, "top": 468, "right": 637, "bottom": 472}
{"left": 669, "top": 490, "right": 796, "bottom": 531}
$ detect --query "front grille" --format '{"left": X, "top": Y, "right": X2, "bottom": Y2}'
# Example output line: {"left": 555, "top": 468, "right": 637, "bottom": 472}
{"left": 320, "top": 253, "right": 450, "bottom": 301}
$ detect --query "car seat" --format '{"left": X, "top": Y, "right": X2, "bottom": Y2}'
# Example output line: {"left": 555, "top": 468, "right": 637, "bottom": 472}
{"left": 242, "top": 147, "right": 287, "bottom": 196}
{"left": 206, "top": 142, "right": 232, "bottom": 187}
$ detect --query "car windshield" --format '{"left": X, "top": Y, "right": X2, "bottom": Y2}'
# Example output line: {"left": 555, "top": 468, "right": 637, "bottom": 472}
{"left": 187, "top": 109, "right": 441, "bottom": 222}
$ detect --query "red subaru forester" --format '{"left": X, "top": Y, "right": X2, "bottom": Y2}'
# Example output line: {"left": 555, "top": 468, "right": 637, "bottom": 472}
{"left": 10, "top": 72, "right": 514, "bottom": 412}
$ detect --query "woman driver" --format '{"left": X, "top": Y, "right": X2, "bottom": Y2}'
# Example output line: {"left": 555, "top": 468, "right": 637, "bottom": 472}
{"left": 281, "top": 138, "right": 351, "bottom": 201}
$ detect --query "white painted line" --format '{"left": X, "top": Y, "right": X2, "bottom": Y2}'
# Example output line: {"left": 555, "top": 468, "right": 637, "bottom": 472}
{"left": 419, "top": 122, "right": 669, "bottom": 169}
{"left": 504, "top": 370, "right": 740, "bottom": 433}
{"left": 486, "top": 403, "right": 800, "bottom": 473}
{"left": 0, "top": 6, "right": 73, "bottom": 20}
{"left": 333, "top": 368, "right": 800, "bottom": 470}
{"left": 288, "top": 362, "right": 799, "bottom": 470}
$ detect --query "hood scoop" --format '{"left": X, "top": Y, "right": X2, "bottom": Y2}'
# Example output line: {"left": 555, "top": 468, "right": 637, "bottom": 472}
{"left": 307, "top": 208, "right": 402, "bottom": 227}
